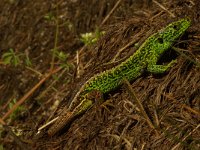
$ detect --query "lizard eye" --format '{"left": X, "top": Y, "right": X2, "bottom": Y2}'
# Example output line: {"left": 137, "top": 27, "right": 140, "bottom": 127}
{"left": 158, "top": 38, "right": 164, "bottom": 44}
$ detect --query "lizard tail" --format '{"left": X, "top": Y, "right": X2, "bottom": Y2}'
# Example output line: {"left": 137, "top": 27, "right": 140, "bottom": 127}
{"left": 48, "top": 111, "right": 73, "bottom": 136}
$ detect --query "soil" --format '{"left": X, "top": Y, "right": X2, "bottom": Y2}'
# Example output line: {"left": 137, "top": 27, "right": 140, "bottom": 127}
{"left": 0, "top": 0, "right": 200, "bottom": 149}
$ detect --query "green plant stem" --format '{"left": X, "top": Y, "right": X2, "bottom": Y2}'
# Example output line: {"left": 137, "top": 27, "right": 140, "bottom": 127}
{"left": 50, "top": 4, "right": 59, "bottom": 72}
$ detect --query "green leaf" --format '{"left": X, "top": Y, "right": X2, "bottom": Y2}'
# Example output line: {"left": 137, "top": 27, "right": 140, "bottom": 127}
{"left": 13, "top": 55, "right": 20, "bottom": 66}
{"left": 60, "top": 63, "right": 70, "bottom": 69}
{"left": 52, "top": 74, "right": 59, "bottom": 81}
{"left": 44, "top": 13, "right": 55, "bottom": 21}
{"left": 58, "top": 51, "right": 68, "bottom": 61}
{"left": 2, "top": 52, "right": 12, "bottom": 58}
{"left": 2, "top": 55, "right": 12, "bottom": 64}
{"left": 0, "top": 144, "right": 4, "bottom": 150}
{"left": 25, "top": 56, "right": 32, "bottom": 66}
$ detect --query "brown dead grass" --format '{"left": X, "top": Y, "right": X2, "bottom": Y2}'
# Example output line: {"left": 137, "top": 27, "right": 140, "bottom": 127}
{"left": 0, "top": 0, "right": 199, "bottom": 149}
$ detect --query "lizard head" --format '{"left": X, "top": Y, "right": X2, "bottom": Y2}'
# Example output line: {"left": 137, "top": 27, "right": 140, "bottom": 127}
{"left": 152, "top": 18, "right": 191, "bottom": 55}
{"left": 159, "top": 18, "right": 191, "bottom": 42}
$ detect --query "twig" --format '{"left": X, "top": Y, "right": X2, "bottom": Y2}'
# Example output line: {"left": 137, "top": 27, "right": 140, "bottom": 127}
{"left": 163, "top": 94, "right": 200, "bottom": 116}
{"left": 100, "top": 0, "right": 122, "bottom": 27}
{"left": 172, "top": 47, "right": 200, "bottom": 68}
{"left": 2, "top": 96, "right": 15, "bottom": 110}
{"left": 25, "top": 66, "right": 43, "bottom": 77}
{"left": 0, "top": 61, "right": 5, "bottom": 64}
{"left": 37, "top": 116, "right": 58, "bottom": 133}
{"left": 171, "top": 124, "right": 200, "bottom": 150}
{"left": 0, "top": 118, "right": 5, "bottom": 125}
{"left": 76, "top": 50, "right": 80, "bottom": 78}
{"left": 189, "top": 0, "right": 195, "bottom": 6}
{"left": 111, "top": 31, "right": 143, "bottom": 62}
{"left": 35, "top": 67, "right": 68, "bottom": 100}
{"left": 1, "top": 67, "right": 62, "bottom": 121}
{"left": 76, "top": 45, "right": 87, "bottom": 77}
{"left": 123, "top": 79, "right": 159, "bottom": 135}
{"left": 152, "top": 0, "right": 175, "bottom": 18}
{"left": 111, "top": 29, "right": 153, "bottom": 62}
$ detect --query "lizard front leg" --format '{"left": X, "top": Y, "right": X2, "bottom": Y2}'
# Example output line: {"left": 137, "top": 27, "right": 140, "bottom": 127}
{"left": 147, "top": 59, "right": 177, "bottom": 74}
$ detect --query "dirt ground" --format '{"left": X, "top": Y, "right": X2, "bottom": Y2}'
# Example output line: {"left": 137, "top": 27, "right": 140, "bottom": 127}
{"left": 0, "top": 0, "right": 200, "bottom": 149}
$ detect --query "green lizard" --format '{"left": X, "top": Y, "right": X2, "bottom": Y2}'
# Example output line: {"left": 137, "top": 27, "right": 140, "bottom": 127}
{"left": 47, "top": 18, "right": 191, "bottom": 136}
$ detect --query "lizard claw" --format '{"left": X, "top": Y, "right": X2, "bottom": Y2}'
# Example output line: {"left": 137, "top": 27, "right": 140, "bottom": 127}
{"left": 168, "top": 59, "right": 177, "bottom": 67}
